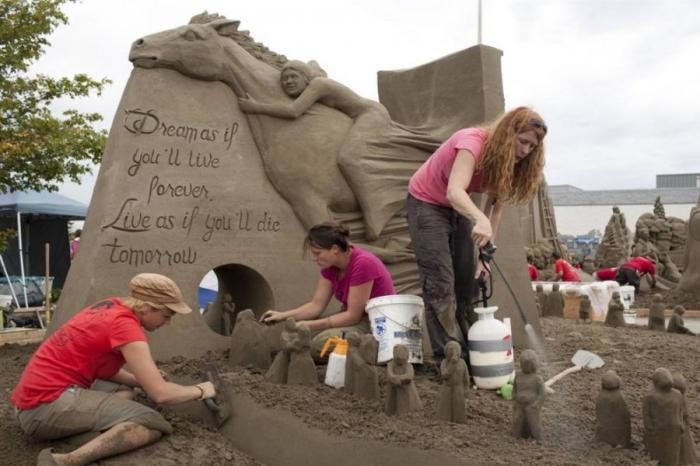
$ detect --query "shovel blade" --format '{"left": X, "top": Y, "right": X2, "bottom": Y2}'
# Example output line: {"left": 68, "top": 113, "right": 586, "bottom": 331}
{"left": 571, "top": 349, "right": 604, "bottom": 369}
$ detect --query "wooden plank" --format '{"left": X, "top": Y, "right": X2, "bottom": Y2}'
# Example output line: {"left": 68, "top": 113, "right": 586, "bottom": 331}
{"left": 0, "top": 328, "right": 45, "bottom": 346}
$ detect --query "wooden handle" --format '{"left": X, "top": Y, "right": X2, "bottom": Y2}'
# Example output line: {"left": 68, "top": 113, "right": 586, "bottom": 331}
{"left": 544, "top": 365, "right": 582, "bottom": 387}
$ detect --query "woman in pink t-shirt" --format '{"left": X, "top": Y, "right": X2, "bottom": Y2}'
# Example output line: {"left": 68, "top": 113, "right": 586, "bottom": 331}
{"left": 260, "top": 222, "right": 395, "bottom": 357}
{"left": 406, "top": 107, "right": 547, "bottom": 361}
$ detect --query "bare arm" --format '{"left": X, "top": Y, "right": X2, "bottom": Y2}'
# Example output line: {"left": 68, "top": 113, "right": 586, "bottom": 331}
{"left": 109, "top": 368, "right": 139, "bottom": 387}
{"left": 119, "top": 341, "right": 207, "bottom": 405}
{"left": 303, "top": 281, "right": 373, "bottom": 331}
{"left": 238, "top": 80, "right": 327, "bottom": 119}
{"left": 262, "top": 277, "right": 333, "bottom": 324}
{"left": 446, "top": 150, "right": 492, "bottom": 248}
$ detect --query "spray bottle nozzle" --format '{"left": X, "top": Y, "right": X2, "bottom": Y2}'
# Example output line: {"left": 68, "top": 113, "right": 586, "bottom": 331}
{"left": 479, "top": 241, "right": 497, "bottom": 263}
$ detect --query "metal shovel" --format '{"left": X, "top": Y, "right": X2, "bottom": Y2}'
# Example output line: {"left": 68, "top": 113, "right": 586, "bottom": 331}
{"left": 544, "top": 349, "right": 604, "bottom": 392}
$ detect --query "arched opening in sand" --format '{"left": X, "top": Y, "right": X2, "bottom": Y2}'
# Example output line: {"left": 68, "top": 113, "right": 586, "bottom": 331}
{"left": 198, "top": 263, "right": 274, "bottom": 336}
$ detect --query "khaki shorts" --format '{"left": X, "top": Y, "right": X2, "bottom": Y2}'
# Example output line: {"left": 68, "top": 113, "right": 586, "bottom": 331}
{"left": 310, "top": 308, "right": 371, "bottom": 361}
{"left": 15, "top": 380, "right": 172, "bottom": 440}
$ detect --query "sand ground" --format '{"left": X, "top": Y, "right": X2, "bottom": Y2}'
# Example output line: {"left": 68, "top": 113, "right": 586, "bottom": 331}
{"left": 1, "top": 289, "right": 698, "bottom": 465}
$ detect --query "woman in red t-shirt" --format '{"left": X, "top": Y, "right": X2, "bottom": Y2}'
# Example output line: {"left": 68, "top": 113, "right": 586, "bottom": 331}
{"left": 11, "top": 274, "right": 218, "bottom": 465}
{"left": 260, "top": 222, "right": 395, "bottom": 357}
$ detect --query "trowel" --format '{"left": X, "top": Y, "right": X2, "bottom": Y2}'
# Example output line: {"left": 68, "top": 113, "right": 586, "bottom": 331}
{"left": 544, "top": 349, "right": 604, "bottom": 393}
{"left": 202, "top": 362, "right": 232, "bottom": 428}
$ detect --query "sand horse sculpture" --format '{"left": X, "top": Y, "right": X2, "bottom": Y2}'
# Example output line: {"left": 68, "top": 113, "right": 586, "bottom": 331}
{"left": 129, "top": 14, "right": 441, "bottom": 253}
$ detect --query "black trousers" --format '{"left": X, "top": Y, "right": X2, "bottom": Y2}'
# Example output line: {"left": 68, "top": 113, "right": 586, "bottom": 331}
{"left": 615, "top": 267, "right": 640, "bottom": 292}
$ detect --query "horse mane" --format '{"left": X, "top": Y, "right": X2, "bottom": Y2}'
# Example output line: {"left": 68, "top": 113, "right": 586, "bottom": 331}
{"left": 190, "top": 12, "right": 289, "bottom": 70}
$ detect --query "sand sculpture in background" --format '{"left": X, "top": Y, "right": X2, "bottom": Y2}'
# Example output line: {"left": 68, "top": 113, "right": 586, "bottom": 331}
{"left": 604, "top": 291, "right": 626, "bottom": 327}
{"left": 352, "top": 334, "right": 379, "bottom": 401}
{"left": 666, "top": 305, "right": 695, "bottom": 335}
{"left": 527, "top": 242, "right": 555, "bottom": 281}
{"left": 578, "top": 294, "right": 591, "bottom": 322}
{"left": 344, "top": 332, "right": 361, "bottom": 395}
{"left": 385, "top": 345, "right": 423, "bottom": 416}
{"left": 436, "top": 341, "right": 469, "bottom": 424}
{"left": 512, "top": 349, "right": 546, "bottom": 441}
{"left": 648, "top": 294, "right": 666, "bottom": 331}
{"left": 229, "top": 309, "right": 271, "bottom": 369}
{"left": 265, "top": 318, "right": 318, "bottom": 385}
{"left": 534, "top": 284, "right": 546, "bottom": 317}
{"left": 672, "top": 373, "right": 699, "bottom": 465}
{"left": 642, "top": 368, "right": 684, "bottom": 466}
{"left": 543, "top": 284, "right": 564, "bottom": 318}
{"left": 595, "top": 370, "right": 631, "bottom": 448}
{"left": 633, "top": 197, "right": 687, "bottom": 279}
{"left": 595, "top": 206, "right": 631, "bottom": 268}
{"left": 679, "top": 204, "right": 700, "bottom": 295}
{"left": 221, "top": 294, "right": 236, "bottom": 336}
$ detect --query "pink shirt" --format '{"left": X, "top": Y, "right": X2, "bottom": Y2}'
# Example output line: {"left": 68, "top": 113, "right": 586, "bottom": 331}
{"left": 554, "top": 259, "right": 581, "bottom": 282}
{"left": 408, "top": 128, "right": 489, "bottom": 206}
{"left": 320, "top": 246, "right": 395, "bottom": 310}
{"left": 622, "top": 257, "right": 656, "bottom": 277}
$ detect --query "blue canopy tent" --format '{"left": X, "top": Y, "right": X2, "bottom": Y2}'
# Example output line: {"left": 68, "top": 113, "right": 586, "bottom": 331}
{"left": 0, "top": 191, "right": 88, "bottom": 311}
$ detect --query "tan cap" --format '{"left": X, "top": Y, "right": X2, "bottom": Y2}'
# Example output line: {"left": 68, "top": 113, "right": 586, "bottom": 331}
{"left": 129, "top": 273, "right": 192, "bottom": 314}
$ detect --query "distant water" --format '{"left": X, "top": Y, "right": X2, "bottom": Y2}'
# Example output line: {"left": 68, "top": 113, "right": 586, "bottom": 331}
{"left": 553, "top": 204, "right": 695, "bottom": 236}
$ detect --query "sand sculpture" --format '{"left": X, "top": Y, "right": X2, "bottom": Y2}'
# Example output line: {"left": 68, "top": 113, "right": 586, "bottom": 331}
{"left": 672, "top": 373, "right": 699, "bottom": 465}
{"left": 543, "top": 283, "right": 564, "bottom": 318}
{"left": 666, "top": 305, "right": 695, "bottom": 335}
{"left": 228, "top": 309, "right": 271, "bottom": 370}
{"left": 578, "top": 294, "right": 591, "bottom": 322}
{"left": 512, "top": 349, "right": 546, "bottom": 441}
{"left": 632, "top": 198, "right": 687, "bottom": 280}
{"left": 535, "top": 284, "right": 546, "bottom": 317}
{"left": 595, "top": 370, "right": 631, "bottom": 448}
{"left": 595, "top": 206, "right": 631, "bottom": 268}
{"left": 642, "top": 368, "right": 684, "bottom": 466}
{"left": 221, "top": 293, "right": 236, "bottom": 335}
{"left": 581, "top": 256, "right": 596, "bottom": 275}
{"left": 679, "top": 204, "right": 700, "bottom": 295}
{"left": 436, "top": 341, "right": 469, "bottom": 424}
{"left": 265, "top": 318, "right": 318, "bottom": 385}
{"left": 385, "top": 345, "right": 423, "bottom": 416}
{"left": 648, "top": 294, "right": 666, "bottom": 331}
{"left": 604, "top": 291, "right": 626, "bottom": 327}
{"left": 52, "top": 12, "right": 543, "bottom": 360}
{"left": 344, "top": 332, "right": 361, "bottom": 395}
{"left": 352, "top": 334, "right": 380, "bottom": 401}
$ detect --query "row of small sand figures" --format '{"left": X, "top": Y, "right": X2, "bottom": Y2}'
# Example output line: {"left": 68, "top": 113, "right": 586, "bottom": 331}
{"left": 537, "top": 286, "right": 697, "bottom": 335}
{"left": 228, "top": 313, "right": 472, "bottom": 417}
{"left": 514, "top": 349, "right": 697, "bottom": 466}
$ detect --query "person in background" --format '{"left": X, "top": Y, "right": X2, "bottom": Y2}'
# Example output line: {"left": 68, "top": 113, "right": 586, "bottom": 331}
{"left": 11, "top": 273, "right": 217, "bottom": 465}
{"left": 595, "top": 266, "right": 618, "bottom": 281}
{"left": 616, "top": 255, "right": 656, "bottom": 292}
{"left": 70, "top": 229, "right": 81, "bottom": 260}
{"left": 527, "top": 255, "right": 539, "bottom": 281}
{"left": 260, "top": 222, "right": 395, "bottom": 358}
{"left": 406, "top": 107, "right": 547, "bottom": 362}
{"left": 552, "top": 251, "right": 580, "bottom": 282}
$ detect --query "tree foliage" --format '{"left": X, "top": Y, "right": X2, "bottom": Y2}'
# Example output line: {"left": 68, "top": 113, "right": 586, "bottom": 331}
{"left": 0, "top": 0, "right": 111, "bottom": 195}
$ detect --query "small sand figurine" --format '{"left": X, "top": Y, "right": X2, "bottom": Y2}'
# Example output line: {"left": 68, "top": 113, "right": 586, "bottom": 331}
{"left": 642, "top": 368, "right": 684, "bottom": 466}
{"left": 579, "top": 294, "right": 591, "bottom": 322}
{"left": 667, "top": 305, "right": 696, "bottom": 335}
{"left": 604, "top": 291, "right": 626, "bottom": 328}
{"left": 543, "top": 283, "right": 565, "bottom": 318}
{"left": 265, "top": 318, "right": 296, "bottom": 383}
{"left": 648, "top": 294, "right": 666, "bottom": 331}
{"left": 595, "top": 370, "right": 631, "bottom": 448}
{"left": 353, "top": 334, "right": 379, "bottom": 400}
{"left": 344, "top": 331, "right": 362, "bottom": 395}
{"left": 672, "top": 372, "right": 699, "bottom": 465}
{"left": 221, "top": 293, "right": 236, "bottom": 336}
{"left": 229, "top": 309, "right": 272, "bottom": 370}
{"left": 535, "top": 284, "right": 546, "bottom": 316}
{"left": 286, "top": 324, "right": 318, "bottom": 385}
{"left": 385, "top": 344, "right": 423, "bottom": 416}
{"left": 512, "top": 349, "right": 546, "bottom": 441}
{"left": 436, "top": 341, "right": 470, "bottom": 424}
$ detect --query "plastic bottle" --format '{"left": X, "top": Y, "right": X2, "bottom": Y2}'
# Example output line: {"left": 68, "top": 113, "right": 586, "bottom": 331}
{"left": 468, "top": 306, "right": 514, "bottom": 389}
{"left": 320, "top": 336, "right": 348, "bottom": 389}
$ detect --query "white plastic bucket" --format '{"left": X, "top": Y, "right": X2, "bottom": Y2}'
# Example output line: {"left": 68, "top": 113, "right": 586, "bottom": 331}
{"left": 366, "top": 294, "right": 424, "bottom": 364}
{"left": 619, "top": 286, "right": 635, "bottom": 310}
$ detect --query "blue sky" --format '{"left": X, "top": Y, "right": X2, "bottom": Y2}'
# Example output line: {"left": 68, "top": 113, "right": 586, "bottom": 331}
{"left": 31, "top": 0, "right": 700, "bottom": 204}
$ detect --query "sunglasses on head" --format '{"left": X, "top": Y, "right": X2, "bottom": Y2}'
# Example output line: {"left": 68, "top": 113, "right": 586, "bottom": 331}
{"left": 528, "top": 119, "right": 548, "bottom": 135}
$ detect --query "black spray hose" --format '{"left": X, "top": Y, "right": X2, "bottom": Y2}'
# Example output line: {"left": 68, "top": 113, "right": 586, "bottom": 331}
{"left": 473, "top": 242, "right": 532, "bottom": 329}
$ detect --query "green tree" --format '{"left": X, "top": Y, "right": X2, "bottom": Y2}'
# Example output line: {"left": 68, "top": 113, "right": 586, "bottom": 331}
{"left": 1, "top": 0, "right": 109, "bottom": 251}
